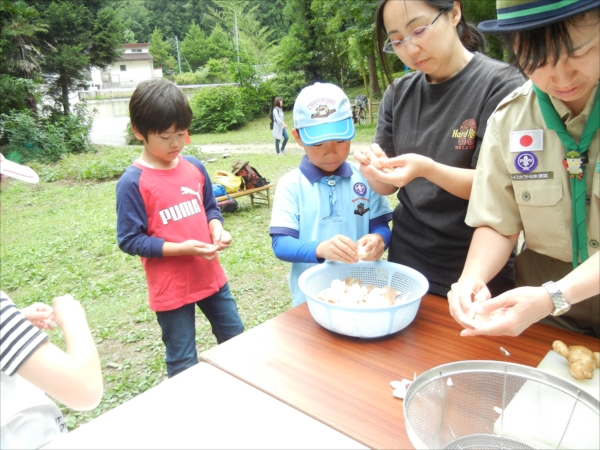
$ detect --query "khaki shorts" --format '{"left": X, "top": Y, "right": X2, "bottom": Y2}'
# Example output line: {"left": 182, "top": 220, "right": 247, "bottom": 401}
{"left": 515, "top": 248, "right": 599, "bottom": 338}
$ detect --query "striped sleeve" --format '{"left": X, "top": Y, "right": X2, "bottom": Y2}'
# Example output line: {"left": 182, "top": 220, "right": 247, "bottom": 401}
{"left": 0, "top": 294, "right": 48, "bottom": 376}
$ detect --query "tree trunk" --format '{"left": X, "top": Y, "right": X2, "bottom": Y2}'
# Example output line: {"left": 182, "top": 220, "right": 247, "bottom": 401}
{"left": 366, "top": 51, "right": 381, "bottom": 98}
{"left": 361, "top": 66, "right": 368, "bottom": 96}
{"left": 26, "top": 90, "right": 38, "bottom": 119}
{"left": 61, "top": 76, "right": 70, "bottom": 115}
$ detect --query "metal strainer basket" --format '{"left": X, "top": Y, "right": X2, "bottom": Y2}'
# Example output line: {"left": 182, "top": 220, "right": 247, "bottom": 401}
{"left": 404, "top": 361, "right": 600, "bottom": 450}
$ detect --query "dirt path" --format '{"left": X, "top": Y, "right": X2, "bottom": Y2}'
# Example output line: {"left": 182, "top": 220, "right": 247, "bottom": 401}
{"left": 193, "top": 141, "right": 373, "bottom": 155}
{"left": 196, "top": 143, "right": 305, "bottom": 155}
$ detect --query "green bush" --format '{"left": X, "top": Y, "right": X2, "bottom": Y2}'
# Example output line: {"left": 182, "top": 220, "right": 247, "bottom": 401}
{"left": 0, "top": 103, "right": 95, "bottom": 164}
{"left": 266, "top": 72, "right": 307, "bottom": 111}
{"left": 0, "top": 75, "right": 39, "bottom": 118}
{"left": 189, "top": 85, "right": 245, "bottom": 133}
{"left": 239, "top": 83, "right": 276, "bottom": 121}
{"left": 173, "top": 68, "right": 210, "bottom": 86}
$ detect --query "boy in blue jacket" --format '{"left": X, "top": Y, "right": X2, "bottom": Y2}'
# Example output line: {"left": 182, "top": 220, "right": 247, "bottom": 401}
{"left": 269, "top": 83, "right": 393, "bottom": 307}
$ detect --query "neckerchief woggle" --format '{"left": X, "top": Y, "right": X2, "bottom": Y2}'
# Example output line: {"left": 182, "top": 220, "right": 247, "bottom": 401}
{"left": 533, "top": 84, "right": 599, "bottom": 268}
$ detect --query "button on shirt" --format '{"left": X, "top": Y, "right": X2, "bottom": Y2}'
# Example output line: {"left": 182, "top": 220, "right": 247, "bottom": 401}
{"left": 467, "top": 81, "right": 599, "bottom": 264}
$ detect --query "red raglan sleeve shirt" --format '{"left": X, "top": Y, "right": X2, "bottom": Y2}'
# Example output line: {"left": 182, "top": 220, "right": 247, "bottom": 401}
{"left": 116, "top": 155, "right": 227, "bottom": 312}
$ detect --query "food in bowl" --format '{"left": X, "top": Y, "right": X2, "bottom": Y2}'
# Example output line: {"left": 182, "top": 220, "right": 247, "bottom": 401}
{"left": 317, "top": 276, "right": 410, "bottom": 307}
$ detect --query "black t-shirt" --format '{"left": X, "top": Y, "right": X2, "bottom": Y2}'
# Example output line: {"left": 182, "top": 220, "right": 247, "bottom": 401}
{"left": 375, "top": 53, "right": 524, "bottom": 296}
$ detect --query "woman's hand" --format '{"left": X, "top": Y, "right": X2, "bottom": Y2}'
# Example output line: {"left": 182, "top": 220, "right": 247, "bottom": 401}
{"left": 456, "top": 287, "right": 554, "bottom": 337}
{"left": 448, "top": 276, "right": 491, "bottom": 329}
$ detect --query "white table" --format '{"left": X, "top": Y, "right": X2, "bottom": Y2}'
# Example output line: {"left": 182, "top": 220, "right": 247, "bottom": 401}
{"left": 43, "top": 363, "right": 367, "bottom": 449}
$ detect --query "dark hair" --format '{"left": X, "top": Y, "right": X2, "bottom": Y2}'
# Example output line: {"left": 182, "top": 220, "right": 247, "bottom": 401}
{"left": 129, "top": 79, "right": 192, "bottom": 141}
{"left": 273, "top": 97, "right": 283, "bottom": 108}
{"left": 375, "top": 0, "right": 486, "bottom": 84}
{"left": 500, "top": 9, "right": 600, "bottom": 74}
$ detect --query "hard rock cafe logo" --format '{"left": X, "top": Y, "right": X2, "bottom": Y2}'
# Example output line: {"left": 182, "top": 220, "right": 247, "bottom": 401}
{"left": 452, "top": 118, "right": 477, "bottom": 150}
{"left": 311, "top": 104, "right": 336, "bottom": 119}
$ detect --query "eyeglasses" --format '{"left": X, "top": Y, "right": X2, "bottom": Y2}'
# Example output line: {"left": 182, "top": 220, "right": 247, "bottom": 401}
{"left": 383, "top": 10, "right": 445, "bottom": 53}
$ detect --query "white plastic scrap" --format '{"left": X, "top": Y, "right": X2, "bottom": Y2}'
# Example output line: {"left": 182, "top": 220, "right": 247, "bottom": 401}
{"left": 500, "top": 346, "right": 511, "bottom": 356}
{"left": 493, "top": 406, "right": 503, "bottom": 415}
{"left": 390, "top": 378, "right": 414, "bottom": 400}
{"left": 446, "top": 377, "right": 454, "bottom": 387}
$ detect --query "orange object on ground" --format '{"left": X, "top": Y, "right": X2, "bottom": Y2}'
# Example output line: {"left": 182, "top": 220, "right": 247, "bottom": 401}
{"left": 185, "top": 130, "right": 191, "bottom": 144}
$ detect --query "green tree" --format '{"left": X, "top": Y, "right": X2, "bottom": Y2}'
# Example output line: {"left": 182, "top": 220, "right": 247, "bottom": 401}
{"left": 39, "top": 0, "right": 124, "bottom": 114}
{"left": 149, "top": 27, "right": 176, "bottom": 71}
{"left": 0, "top": 0, "right": 47, "bottom": 79}
{"left": 181, "top": 21, "right": 207, "bottom": 71}
{"left": 113, "top": 0, "right": 153, "bottom": 43}
{"left": 205, "top": 24, "right": 234, "bottom": 61}
{"left": 462, "top": 0, "right": 504, "bottom": 61}
{"left": 209, "top": 0, "right": 275, "bottom": 69}
{"left": 311, "top": 0, "right": 381, "bottom": 96}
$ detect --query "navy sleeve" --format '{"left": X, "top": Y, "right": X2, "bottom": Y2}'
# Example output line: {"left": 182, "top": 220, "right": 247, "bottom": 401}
{"left": 369, "top": 222, "right": 392, "bottom": 249}
{"left": 184, "top": 155, "right": 224, "bottom": 224}
{"left": 271, "top": 235, "right": 323, "bottom": 263}
{"left": 116, "top": 166, "right": 165, "bottom": 258}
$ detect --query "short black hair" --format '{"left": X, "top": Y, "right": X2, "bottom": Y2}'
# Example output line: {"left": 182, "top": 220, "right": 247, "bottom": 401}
{"left": 502, "top": 9, "right": 600, "bottom": 74}
{"left": 129, "top": 79, "right": 192, "bottom": 141}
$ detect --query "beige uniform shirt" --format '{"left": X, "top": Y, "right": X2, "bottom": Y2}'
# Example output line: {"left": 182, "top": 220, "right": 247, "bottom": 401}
{"left": 467, "top": 80, "right": 599, "bottom": 264}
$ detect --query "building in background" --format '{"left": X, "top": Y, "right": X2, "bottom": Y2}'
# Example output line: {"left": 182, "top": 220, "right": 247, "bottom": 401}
{"left": 89, "top": 43, "right": 162, "bottom": 90}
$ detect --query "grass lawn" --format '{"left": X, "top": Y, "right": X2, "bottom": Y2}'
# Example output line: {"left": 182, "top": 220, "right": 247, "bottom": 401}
{"left": 0, "top": 115, "right": 394, "bottom": 430}
{"left": 189, "top": 113, "right": 378, "bottom": 146}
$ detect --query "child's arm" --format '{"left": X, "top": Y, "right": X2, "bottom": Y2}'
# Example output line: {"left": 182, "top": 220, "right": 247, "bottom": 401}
{"left": 7, "top": 295, "right": 103, "bottom": 411}
{"left": 116, "top": 169, "right": 164, "bottom": 258}
{"left": 272, "top": 234, "right": 359, "bottom": 264}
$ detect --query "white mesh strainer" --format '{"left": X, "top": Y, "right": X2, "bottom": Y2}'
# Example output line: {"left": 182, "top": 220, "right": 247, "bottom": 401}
{"left": 297, "top": 260, "right": 429, "bottom": 338}
{"left": 404, "top": 360, "right": 600, "bottom": 450}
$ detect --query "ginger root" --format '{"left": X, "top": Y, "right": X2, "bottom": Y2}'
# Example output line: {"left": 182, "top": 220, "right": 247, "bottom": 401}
{"left": 552, "top": 340, "right": 600, "bottom": 380}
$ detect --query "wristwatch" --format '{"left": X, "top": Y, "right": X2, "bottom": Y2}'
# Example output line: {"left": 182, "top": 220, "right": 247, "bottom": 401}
{"left": 542, "top": 281, "right": 571, "bottom": 316}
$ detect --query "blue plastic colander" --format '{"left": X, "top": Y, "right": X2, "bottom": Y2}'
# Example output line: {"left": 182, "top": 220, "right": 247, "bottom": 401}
{"left": 298, "top": 260, "right": 429, "bottom": 338}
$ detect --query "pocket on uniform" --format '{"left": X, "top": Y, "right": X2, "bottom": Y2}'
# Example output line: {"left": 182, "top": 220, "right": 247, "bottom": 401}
{"left": 514, "top": 180, "right": 569, "bottom": 253}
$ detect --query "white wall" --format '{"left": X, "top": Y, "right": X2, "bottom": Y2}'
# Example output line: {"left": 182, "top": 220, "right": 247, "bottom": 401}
{"left": 109, "top": 60, "right": 155, "bottom": 88}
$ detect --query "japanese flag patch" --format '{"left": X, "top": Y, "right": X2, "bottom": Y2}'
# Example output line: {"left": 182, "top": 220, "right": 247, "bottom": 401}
{"left": 510, "top": 130, "right": 543, "bottom": 152}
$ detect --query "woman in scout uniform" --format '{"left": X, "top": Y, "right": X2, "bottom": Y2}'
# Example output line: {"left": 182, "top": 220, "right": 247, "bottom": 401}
{"left": 448, "top": 0, "right": 600, "bottom": 338}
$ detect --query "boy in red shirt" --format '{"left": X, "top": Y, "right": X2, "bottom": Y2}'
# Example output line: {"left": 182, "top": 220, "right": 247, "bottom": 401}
{"left": 116, "top": 79, "right": 244, "bottom": 378}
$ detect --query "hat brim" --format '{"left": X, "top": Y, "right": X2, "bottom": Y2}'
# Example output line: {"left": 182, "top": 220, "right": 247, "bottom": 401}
{"left": 479, "top": 2, "right": 599, "bottom": 33}
{"left": 0, "top": 158, "right": 39, "bottom": 183}
{"left": 298, "top": 118, "right": 355, "bottom": 146}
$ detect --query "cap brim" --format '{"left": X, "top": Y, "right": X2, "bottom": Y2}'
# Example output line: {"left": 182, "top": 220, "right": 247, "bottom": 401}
{"left": 479, "top": 2, "right": 599, "bottom": 33}
{"left": 298, "top": 118, "right": 355, "bottom": 146}
{"left": 0, "top": 159, "right": 39, "bottom": 183}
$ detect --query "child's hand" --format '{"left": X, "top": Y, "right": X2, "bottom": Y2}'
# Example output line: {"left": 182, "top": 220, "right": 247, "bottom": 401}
{"left": 213, "top": 229, "right": 232, "bottom": 251}
{"left": 21, "top": 302, "right": 54, "bottom": 329}
{"left": 316, "top": 235, "right": 358, "bottom": 264}
{"left": 356, "top": 234, "right": 385, "bottom": 261}
{"left": 179, "top": 240, "right": 219, "bottom": 260}
{"left": 51, "top": 294, "right": 86, "bottom": 329}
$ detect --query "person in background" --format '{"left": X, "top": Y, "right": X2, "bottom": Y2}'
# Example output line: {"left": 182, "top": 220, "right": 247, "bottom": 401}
{"left": 272, "top": 96, "right": 288, "bottom": 155}
{"left": 448, "top": 0, "right": 599, "bottom": 338}
{"left": 0, "top": 154, "right": 102, "bottom": 449}
{"left": 269, "top": 83, "right": 393, "bottom": 307}
{"left": 116, "top": 79, "right": 244, "bottom": 378}
{"left": 355, "top": 0, "right": 524, "bottom": 299}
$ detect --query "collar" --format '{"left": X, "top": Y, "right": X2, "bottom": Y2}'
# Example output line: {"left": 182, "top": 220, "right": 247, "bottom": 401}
{"left": 299, "top": 155, "right": 353, "bottom": 183}
{"left": 550, "top": 82, "right": 599, "bottom": 123}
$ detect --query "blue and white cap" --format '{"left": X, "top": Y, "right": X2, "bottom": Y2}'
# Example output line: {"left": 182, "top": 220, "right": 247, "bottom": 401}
{"left": 293, "top": 82, "right": 355, "bottom": 146}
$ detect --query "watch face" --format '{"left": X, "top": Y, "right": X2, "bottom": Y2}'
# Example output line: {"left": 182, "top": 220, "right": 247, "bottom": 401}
{"left": 552, "top": 300, "right": 571, "bottom": 317}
